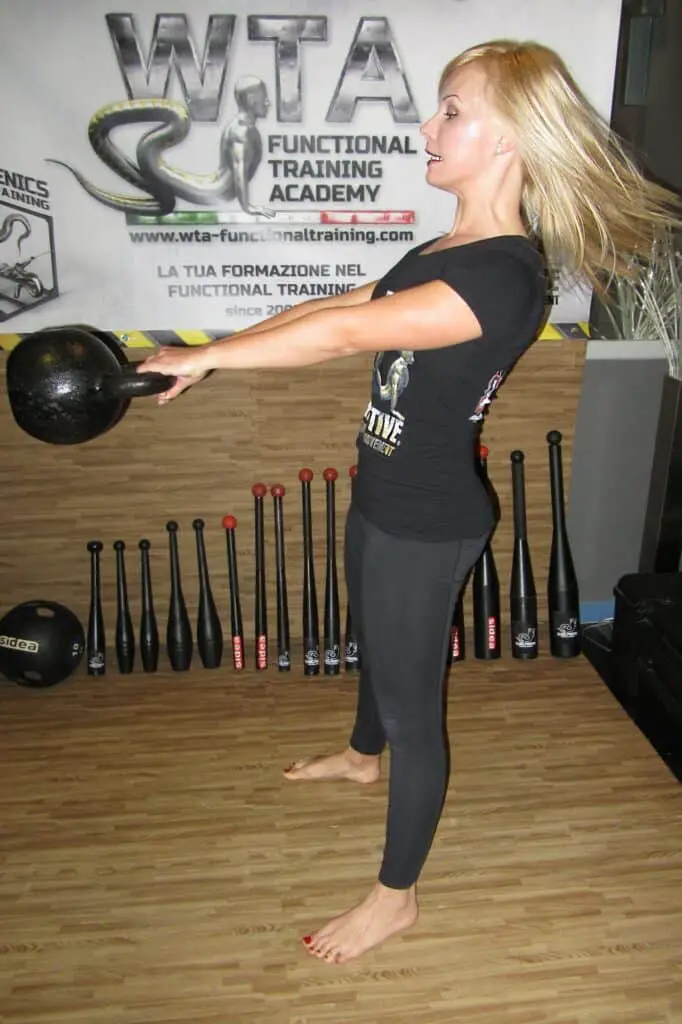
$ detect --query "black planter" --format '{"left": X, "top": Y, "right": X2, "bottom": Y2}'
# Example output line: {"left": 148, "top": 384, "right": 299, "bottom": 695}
{"left": 639, "top": 373, "right": 682, "bottom": 572}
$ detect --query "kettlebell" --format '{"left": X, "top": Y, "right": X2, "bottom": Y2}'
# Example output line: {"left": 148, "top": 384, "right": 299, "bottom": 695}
{"left": 5, "top": 325, "right": 175, "bottom": 445}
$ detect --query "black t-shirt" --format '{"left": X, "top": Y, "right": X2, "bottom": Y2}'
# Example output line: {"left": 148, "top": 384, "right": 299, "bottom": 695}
{"left": 353, "top": 235, "right": 547, "bottom": 540}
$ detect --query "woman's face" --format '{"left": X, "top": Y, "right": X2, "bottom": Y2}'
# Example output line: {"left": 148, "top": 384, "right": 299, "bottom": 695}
{"left": 420, "top": 64, "right": 508, "bottom": 192}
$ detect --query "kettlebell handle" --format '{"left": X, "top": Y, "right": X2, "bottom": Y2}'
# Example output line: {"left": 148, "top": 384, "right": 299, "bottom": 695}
{"left": 99, "top": 364, "right": 176, "bottom": 399}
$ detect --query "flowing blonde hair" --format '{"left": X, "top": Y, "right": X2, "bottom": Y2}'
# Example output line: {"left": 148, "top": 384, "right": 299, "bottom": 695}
{"left": 440, "top": 40, "right": 681, "bottom": 292}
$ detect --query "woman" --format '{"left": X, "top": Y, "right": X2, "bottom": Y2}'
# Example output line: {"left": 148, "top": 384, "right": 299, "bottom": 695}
{"left": 138, "top": 40, "right": 679, "bottom": 964}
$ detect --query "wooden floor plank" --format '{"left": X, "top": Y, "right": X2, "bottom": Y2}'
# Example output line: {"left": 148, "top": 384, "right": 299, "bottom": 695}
{"left": 2, "top": 655, "right": 682, "bottom": 1024}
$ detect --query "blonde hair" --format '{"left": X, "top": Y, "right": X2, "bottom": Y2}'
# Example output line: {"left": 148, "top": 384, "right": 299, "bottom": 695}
{"left": 440, "top": 40, "right": 680, "bottom": 292}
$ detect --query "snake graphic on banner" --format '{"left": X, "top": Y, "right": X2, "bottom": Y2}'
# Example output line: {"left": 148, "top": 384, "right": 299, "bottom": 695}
{"left": 47, "top": 77, "right": 274, "bottom": 218}
{"left": 0, "top": 212, "right": 45, "bottom": 302}
{"left": 0, "top": 213, "right": 32, "bottom": 253}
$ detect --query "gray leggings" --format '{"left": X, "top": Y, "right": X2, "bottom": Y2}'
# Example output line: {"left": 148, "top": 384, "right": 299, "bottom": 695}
{"left": 344, "top": 503, "right": 489, "bottom": 890}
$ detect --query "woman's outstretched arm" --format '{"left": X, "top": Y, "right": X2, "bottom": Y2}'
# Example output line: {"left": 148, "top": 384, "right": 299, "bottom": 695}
{"left": 137, "top": 279, "right": 482, "bottom": 396}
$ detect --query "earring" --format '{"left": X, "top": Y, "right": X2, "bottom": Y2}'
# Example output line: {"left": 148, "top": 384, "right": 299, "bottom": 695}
{"left": 495, "top": 141, "right": 503, "bottom": 155}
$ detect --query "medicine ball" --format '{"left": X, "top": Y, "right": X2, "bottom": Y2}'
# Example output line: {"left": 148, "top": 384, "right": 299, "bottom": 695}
{"left": 0, "top": 600, "right": 85, "bottom": 687}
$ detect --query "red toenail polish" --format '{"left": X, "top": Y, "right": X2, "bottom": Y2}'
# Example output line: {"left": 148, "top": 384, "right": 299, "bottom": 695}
{"left": 302, "top": 935, "right": 312, "bottom": 944}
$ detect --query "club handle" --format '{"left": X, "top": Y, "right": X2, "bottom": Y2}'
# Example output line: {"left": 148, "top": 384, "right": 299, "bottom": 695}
{"left": 271, "top": 491, "right": 291, "bottom": 671}
{"left": 223, "top": 518, "right": 245, "bottom": 671}
{"left": 510, "top": 450, "right": 528, "bottom": 540}
{"left": 139, "top": 539, "right": 159, "bottom": 673}
{"left": 547, "top": 431, "right": 566, "bottom": 527}
{"left": 114, "top": 540, "right": 135, "bottom": 673}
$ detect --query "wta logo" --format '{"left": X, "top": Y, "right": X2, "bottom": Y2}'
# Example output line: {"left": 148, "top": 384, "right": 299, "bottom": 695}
{"left": 0, "top": 634, "right": 40, "bottom": 654}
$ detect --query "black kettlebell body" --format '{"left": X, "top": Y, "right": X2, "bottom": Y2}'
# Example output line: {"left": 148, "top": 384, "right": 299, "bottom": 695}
{"left": 5, "top": 326, "right": 173, "bottom": 445}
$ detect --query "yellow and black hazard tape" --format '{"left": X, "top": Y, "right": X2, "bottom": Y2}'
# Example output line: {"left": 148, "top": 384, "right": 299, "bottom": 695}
{"left": 0, "top": 328, "right": 228, "bottom": 352}
{"left": 111, "top": 329, "right": 229, "bottom": 349}
{"left": 0, "top": 322, "right": 593, "bottom": 353}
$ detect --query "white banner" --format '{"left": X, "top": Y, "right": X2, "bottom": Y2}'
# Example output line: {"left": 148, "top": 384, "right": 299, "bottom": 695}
{"left": 0, "top": 0, "right": 622, "bottom": 338}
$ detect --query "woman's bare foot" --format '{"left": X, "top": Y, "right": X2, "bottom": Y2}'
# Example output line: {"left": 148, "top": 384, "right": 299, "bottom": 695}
{"left": 302, "top": 882, "right": 418, "bottom": 963}
{"left": 283, "top": 747, "right": 381, "bottom": 783}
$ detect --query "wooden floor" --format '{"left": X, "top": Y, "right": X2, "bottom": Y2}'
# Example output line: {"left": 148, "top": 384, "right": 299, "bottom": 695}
{"left": 2, "top": 652, "right": 682, "bottom": 1024}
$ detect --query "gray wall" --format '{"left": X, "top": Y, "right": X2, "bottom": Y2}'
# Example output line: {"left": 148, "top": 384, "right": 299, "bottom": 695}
{"left": 567, "top": 342, "right": 668, "bottom": 621}
{"left": 611, "top": 0, "right": 682, "bottom": 194}
{"left": 643, "top": 0, "right": 682, "bottom": 192}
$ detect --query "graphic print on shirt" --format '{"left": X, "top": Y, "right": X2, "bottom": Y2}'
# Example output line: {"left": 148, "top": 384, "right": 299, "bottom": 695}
{"left": 374, "top": 349, "right": 415, "bottom": 411}
{"left": 359, "top": 290, "right": 414, "bottom": 459}
{"left": 469, "top": 369, "right": 506, "bottom": 423}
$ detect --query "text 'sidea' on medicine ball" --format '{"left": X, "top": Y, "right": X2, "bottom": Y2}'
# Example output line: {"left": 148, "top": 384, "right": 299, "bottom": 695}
{"left": 0, "top": 600, "right": 85, "bottom": 688}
